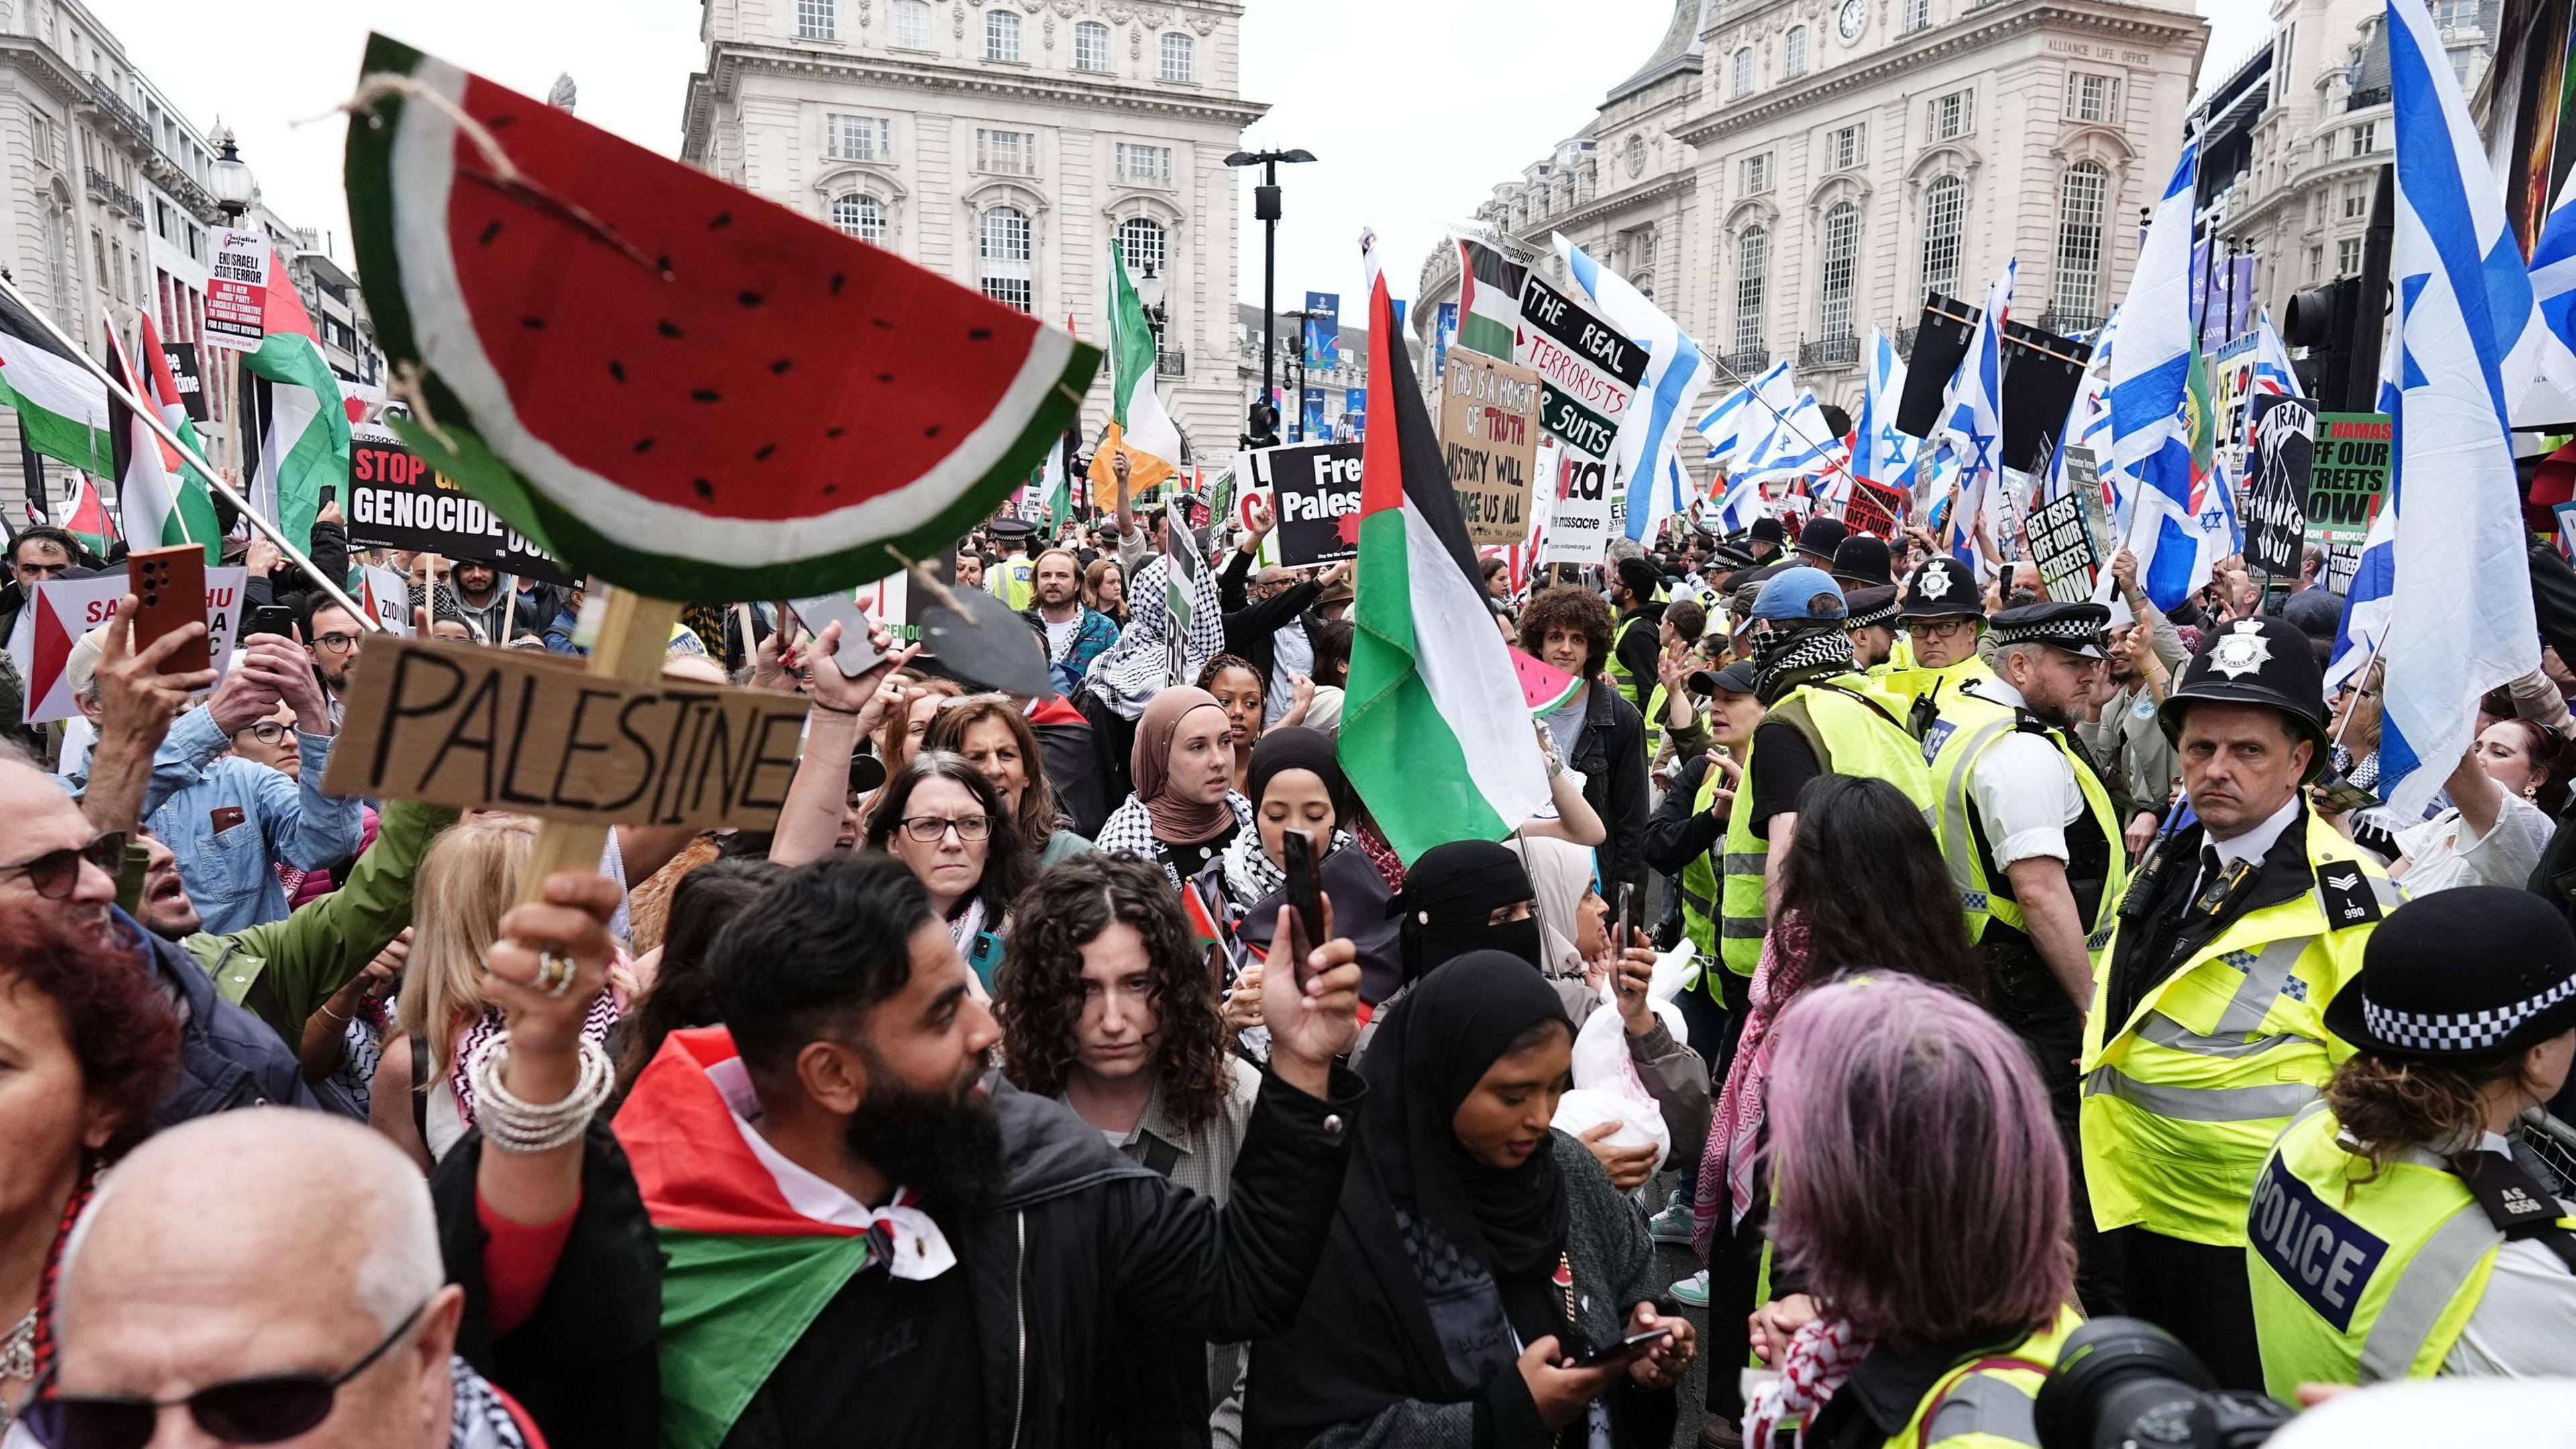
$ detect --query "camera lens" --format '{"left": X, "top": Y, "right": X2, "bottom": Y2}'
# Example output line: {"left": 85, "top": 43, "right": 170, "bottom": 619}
{"left": 2033, "top": 1318, "right": 2214, "bottom": 1449}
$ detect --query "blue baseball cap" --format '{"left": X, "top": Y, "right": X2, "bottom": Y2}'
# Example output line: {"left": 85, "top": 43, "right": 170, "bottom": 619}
{"left": 1750, "top": 566, "right": 1847, "bottom": 625}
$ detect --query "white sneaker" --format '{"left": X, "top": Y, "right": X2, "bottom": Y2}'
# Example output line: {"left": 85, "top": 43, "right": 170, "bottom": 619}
{"left": 1668, "top": 1268, "right": 1710, "bottom": 1306}
{"left": 1648, "top": 1191, "right": 1695, "bottom": 1244}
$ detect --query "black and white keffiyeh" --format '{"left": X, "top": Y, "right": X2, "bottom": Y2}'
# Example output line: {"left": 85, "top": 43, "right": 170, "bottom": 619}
{"left": 1750, "top": 624, "right": 1857, "bottom": 703}
{"left": 1082, "top": 555, "right": 1226, "bottom": 721}
{"left": 449, "top": 1357, "right": 533, "bottom": 1449}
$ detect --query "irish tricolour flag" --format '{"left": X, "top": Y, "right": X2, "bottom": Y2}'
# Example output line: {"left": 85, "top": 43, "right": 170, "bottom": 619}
{"left": 1340, "top": 233, "right": 1548, "bottom": 863}
{"left": 1083, "top": 239, "right": 1181, "bottom": 498}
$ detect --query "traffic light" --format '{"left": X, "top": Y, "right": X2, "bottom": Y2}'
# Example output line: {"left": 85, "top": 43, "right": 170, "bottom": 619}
{"left": 1246, "top": 399, "right": 1280, "bottom": 451}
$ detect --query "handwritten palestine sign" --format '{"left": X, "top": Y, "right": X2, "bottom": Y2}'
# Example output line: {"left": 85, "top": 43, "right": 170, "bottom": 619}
{"left": 2027, "top": 491, "right": 2101, "bottom": 604}
{"left": 345, "top": 431, "right": 578, "bottom": 588}
{"left": 324, "top": 637, "right": 808, "bottom": 830}
{"left": 1438, "top": 353, "right": 1540, "bottom": 546}
{"left": 2304, "top": 413, "right": 2392, "bottom": 551}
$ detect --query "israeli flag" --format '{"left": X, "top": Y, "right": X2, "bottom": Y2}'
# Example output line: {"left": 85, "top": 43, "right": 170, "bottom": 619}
{"left": 2530, "top": 166, "right": 2576, "bottom": 408}
{"left": 2105, "top": 142, "right": 2206, "bottom": 610}
{"left": 2373, "top": 0, "right": 2540, "bottom": 818}
{"left": 1558, "top": 235, "right": 1712, "bottom": 544}
{"left": 1851, "top": 327, "right": 1919, "bottom": 493}
{"left": 1939, "top": 259, "right": 2014, "bottom": 578}
{"left": 1697, "top": 358, "right": 1794, "bottom": 469}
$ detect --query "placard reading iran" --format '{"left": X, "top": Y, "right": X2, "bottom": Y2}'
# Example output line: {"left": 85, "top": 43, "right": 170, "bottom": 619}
{"left": 325, "top": 636, "right": 810, "bottom": 829}
{"left": 1437, "top": 353, "right": 1540, "bottom": 545}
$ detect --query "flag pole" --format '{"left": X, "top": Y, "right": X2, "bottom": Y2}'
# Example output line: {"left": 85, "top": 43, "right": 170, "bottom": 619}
{"left": 0, "top": 270, "right": 378, "bottom": 631}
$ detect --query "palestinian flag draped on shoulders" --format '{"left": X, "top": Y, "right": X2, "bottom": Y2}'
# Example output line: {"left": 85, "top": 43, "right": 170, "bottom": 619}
{"left": 239, "top": 244, "right": 350, "bottom": 556}
{"left": 618, "top": 1026, "right": 951, "bottom": 1449}
{"left": 1339, "top": 231, "right": 1548, "bottom": 863}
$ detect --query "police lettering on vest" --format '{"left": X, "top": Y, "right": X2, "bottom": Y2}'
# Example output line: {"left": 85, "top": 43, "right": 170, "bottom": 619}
{"left": 2249, "top": 1153, "right": 2387, "bottom": 1332}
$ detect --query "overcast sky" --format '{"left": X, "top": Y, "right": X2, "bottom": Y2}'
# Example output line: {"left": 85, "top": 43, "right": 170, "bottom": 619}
{"left": 89, "top": 0, "right": 2265, "bottom": 317}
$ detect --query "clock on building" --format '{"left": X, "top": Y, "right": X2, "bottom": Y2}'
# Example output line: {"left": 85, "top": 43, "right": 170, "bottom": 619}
{"left": 1838, "top": 0, "right": 1868, "bottom": 41}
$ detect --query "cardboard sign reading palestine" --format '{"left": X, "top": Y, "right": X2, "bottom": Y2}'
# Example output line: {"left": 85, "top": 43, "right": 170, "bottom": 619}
{"left": 1244, "top": 441, "right": 1365, "bottom": 566}
{"left": 2027, "top": 491, "right": 2100, "bottom": 604}
{"left": 2245, "top": 395, "right": 2314, "bottom": 578}
{"left": 324, "top": 636, "right": 809, "bottom": 829}
{"left": 1518, "top": 274, "right": 1642, "bottom": 567}
{"left": 345, "top": 431, "right": 578, "bottom": 587}
{"left": 2304, "top": 413, "right": 2392, "bottom": 552}
{"left": 1437, "top": 352, "right": 1541, "bottom": 545}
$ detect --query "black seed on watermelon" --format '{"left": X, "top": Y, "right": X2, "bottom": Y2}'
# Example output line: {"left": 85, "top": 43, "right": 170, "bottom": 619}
{"left": 969, "top": 327, "right": 992, "bottom": 341}
{"left": 769, "top": 359, "right": 792, "bottom": 375}
{"left": 925, "top": 425, "right": 943, "bottom": 439}
{"left": 608, "top": 361, "right": 626, "bottom": 382}
{"left": 829, "top": 272, "right": 845, "bottom": 295}
{"left": 877, "top": 373, "right": 895, "bottom": 384}
{"left": 487, "top": 113, "right": 516, "bottom": 129}
{"left": 634, "top": 438, "right": 655, "bottom": 454}
{"left": 478, "top": 221, "right": 502, "bottom": 247}
{"left": 822, "top": 484, "right": 840, "bottom": 496}
{"left": 871, "top": 318, "right": 893, "bottom": 330}
{"left": 692, "top": 389, "right": 720, "bottom": 404}
{"left": 657, "top": 321, "right": 683, "bottom": 339}
{"left": 826, "top": 427, "right": 846, "bottom": 439}
{"left": 694, "top": 478, "right": 715, "bottom": 500}
{"left": 739, "top": 292, "right": 765, "bottom": 308}
{"left": 710, "top": 211, "right": 732, "bottom": 229}
{"left": 521, "top": 316, "right": 544, "bottom": 330}
{"left": 755, "top": 443, "right": 777, "bottom": 462}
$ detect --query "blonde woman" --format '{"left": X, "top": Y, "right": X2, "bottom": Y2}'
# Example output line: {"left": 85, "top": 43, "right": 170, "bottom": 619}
{"left": 379, "top": 816, "right": 625, "bottom": 1164}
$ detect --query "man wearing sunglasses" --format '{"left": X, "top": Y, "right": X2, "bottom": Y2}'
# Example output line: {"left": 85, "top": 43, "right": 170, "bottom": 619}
{"left": 25, "top": 1111, "right": 539, "bottom": 1449}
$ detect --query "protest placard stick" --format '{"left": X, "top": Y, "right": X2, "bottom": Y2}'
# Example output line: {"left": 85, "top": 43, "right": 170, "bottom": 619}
{"left": 0, "top": 270, "right": 380, "bottom": 633}
{"left": 515, "top": 586, "right": 684, "bottom": 906}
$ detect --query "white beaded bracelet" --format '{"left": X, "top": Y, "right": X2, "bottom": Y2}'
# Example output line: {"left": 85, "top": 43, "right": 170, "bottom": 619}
{"left": 468, "top": 1032, "right": 612, "bottom": 1155}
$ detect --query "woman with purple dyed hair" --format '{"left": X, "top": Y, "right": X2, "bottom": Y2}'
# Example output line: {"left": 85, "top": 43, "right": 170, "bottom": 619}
{"left": 1741, "top": 975, "right": 2080, "bottom": 1449}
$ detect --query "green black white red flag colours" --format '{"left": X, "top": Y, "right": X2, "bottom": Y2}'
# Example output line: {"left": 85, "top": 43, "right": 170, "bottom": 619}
{"left": 237, "top": 244, "right": 352, "bottom": 557}
{"left": 106, "top": 317, "right": 221, "bottom": 563}
{"left": 1085, "top": 239, "right": 1181, "bottom": 501}
{"left": 344, "top": 35, "right": 1099, "bottom": 602}
{"left": 1454, "top": 236, "right": 1527, "bottom": 363}
{"left": 0, "top": 291, "right": 110, "bottom": 476}
{"left": 1340, "top": 233, "right": 1549, "bottom": 863}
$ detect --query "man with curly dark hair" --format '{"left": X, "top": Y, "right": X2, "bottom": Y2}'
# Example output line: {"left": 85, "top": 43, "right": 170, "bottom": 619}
{"left": 1517, "top": 587, "right": 1650, "bottom": 895}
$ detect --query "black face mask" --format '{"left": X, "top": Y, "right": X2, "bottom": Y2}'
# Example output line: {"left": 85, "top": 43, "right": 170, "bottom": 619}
{"left": 843, "top": 1050, "right": 1008, "bottom": 1216}
{"left": 1408, "top": 912, "right": 1546, "bottom": 983}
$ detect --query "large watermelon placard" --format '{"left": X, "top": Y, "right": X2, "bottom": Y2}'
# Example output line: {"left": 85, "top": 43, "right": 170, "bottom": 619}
{"left": 344, "top": 35, "right": 1101, "bottom": 600}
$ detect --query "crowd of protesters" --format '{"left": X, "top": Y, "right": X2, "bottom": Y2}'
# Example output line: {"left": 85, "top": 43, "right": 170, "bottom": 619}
{"left": 7, "top": 465, "right": 2576, "bottom": 1449}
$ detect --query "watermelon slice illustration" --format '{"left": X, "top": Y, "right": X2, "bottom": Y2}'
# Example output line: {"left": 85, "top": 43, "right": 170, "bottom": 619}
{"left": 343, "top": 35, "right": 1100, "bottom": 600}
{"left": 1511, "top": 647, "right": 1581, "bottom": 716}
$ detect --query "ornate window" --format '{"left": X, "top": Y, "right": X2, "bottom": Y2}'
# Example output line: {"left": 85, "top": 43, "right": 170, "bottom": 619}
{"left": 831, "top": 194, "right": 886, "bottom": 243}
{"left": 1074, "top": 19, "right": 1110, "bottom": 70}
{"left": 1732, "top": 48, "right": 1754, "bottom": 98}
{"left": 1931, "top": 88, "right": 1974, "bottom": 140}
{"left": 975, "top": 127, "right": 1036, "bottom": 176}
{"left": 2067, "top": 72, "right": 2119, "bottom": 123}
{"left": 824, "top": 113, "right": 888, "bottom": 162}
{"left": 1160, "top": 32, "right": 1195, "bottom": 83}
{"left": 892, "top": 0, "right": 931, "bottom": 47}
{"left": 1735, "top": 227, "right": 1769, "bottom": 354}
{"left": 1819, "top": 202, "right": 1859, "bottom": 339}
{"left": 979, "top": 207, "right": 1033, "bottom": 311}
{"left": 1115, "top": 142, "right": 1174, "bottom": 187}
{"left": 2052, "top": 161, "right": 2108, "bottom": 325}
{"left": 1903, "top": 0, "right": 1931, "bottom": 32}
{"left": 1117, "top": 216, "right": 1167, "bottom": 278}
{"left": 1829, "top": 122, "right": 1865, "bottom": 171}
{"left": 985, "top": 8, "right": 1022, "bottom": 62}
{"left": 1784, "top": 26, "right": 1807, "bottom": 78}
{"left": 1921, "top": 174, "right": 1965, "bottom": 300}
{"left": 1740, "top": 152, "right": 1771, "bottom": 195}
{"left": 796, "top": 0, "right": 834, "bottom": 40}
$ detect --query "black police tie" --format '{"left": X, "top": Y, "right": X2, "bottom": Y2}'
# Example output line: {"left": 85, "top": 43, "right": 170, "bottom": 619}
{"left": 2194, "top": 846, "right": 2224, "bottom": 906}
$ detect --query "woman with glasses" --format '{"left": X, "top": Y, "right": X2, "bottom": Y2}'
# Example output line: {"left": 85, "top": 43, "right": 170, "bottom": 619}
{"left": 1094, "top": 686, "right": 1254, "bottom": 890}
{"left": 923, "top": 695, "right": 1093, "bottom": 865}
{"left": 0, "top": 926, "right": 180, "bottom": 1434}
{"left": 863, "top": 752, "right": 1032, "bottom": 987}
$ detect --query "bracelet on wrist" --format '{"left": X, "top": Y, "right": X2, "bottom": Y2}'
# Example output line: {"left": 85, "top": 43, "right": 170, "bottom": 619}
{"left": 469, "top": 1032, "right": 614, "bottom": 1155}
{"left": 809, "top": 700, "right": 863, "bottom": 718}
{"left": 319, "top": 1002, "right": 352, "bottom": 1023}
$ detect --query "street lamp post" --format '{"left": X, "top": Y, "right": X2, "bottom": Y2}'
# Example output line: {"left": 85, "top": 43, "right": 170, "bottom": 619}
{"left": 206, "top": 127, "right": 256, "bottom": 473}
{"left": 1224, "top": 147, "right": 1314, "bottom": 449}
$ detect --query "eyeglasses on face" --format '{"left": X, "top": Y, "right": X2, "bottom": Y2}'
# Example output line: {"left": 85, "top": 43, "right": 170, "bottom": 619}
{"left": 0, "top": 831, "right": 127, "bottom": 900}
{"left": 21, "top": 1299, "right": 428, "bottom": 1449}
{"left": 310, "top": 633, "right": 362, "bottom": 654}
{"left": 1908, "top": 619, "right": 1976, "bottom": 642}
{"left": 898, "top": 814, "right": 993, "bottom": 843}
{"left": 239, "top": 721, "right": 292, "bottom": 746}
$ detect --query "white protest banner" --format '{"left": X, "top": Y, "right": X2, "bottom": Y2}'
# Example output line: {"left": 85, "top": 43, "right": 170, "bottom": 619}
{"left": 205, "top": 227, "right": 271, "bottom": 353}
{"left": 9, "top": 568, "right": 248, "bottom": 723}
{"left": 1228, "top": 453, "right": 1280, "bottom": 570}
{"left": 1518, "top": 274, "right": 1642, "bottom": 568}
{"left": 358, "top": 565, "right": 415, "bottom": 638}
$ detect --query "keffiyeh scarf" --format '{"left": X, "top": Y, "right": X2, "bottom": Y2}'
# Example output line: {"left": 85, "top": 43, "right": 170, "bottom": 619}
{"left": 1695, "top": 915, "right": 1813, "bottom": 1260}
{"left": 1751, "top": 625, "right": 1857, "bottom": 703}
{"left": 449, "top": 1356, "right": 535, "bottom": 1449}
{"left": 1741, "top": 1317, "right": 1874, "bottom": 1449}
{"left": 1082, "top": 554, "right": 1226, "bottom": 720}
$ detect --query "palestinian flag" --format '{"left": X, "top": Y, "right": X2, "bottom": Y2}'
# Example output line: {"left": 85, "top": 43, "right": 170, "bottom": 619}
{"left": 1340, "top": 234, "right": 1549, "bottom": 863}
{"left": 238, "top": 241, "right": 350, "bottom": 555}
{"left": 619, "top": 1026, "right": 944, "bottom": 1449}
{"left": 106, "top": 319, "right": 221, "bottom": 563}
{"left": 1083, "top": 239, "right": 1181, "bottom": 500}
{"left": 1455, "top": 237, "right": 1526, "bottom": 362}
{"left": 0, "top": 291, "right": 111, "bottom": 475}
{"left": 50, "top": 472, "right": 118, "bottom": 557}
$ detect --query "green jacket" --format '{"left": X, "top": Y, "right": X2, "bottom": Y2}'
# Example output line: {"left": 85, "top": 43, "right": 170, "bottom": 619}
{"left": 182, "top": 799, "right": 459, "bottom": 1045}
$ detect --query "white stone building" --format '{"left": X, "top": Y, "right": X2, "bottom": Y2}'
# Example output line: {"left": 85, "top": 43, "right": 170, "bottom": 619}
{"left": 682, "top": 0, "right": 1266, "bottom": 465}
{"left": 1417, "top": 0, "right": 2207, "bottom": 436}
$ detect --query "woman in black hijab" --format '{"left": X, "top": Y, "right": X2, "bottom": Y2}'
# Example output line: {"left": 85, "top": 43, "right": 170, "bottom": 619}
{"left": 1393, "top": 840, "right": 1546, "bottom": 981}
{"left": 1243, "top": 952, "right": 1695, "bottom": 1448}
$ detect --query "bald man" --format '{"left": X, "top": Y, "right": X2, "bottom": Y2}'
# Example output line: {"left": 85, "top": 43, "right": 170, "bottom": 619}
{"left": 36, "top": 1112, "right": 541, "bottom": 1447}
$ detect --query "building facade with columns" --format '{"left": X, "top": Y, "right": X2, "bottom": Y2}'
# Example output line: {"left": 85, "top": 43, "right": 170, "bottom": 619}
{"left": 682, "top": 0, "right": 1264, "bottom": 466}
{"left": 1417, "top": 0, "right": 2206, "bottom": 441}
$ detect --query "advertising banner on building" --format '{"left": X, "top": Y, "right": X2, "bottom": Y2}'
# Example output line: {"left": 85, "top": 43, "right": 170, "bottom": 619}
{"left": 1300, "top": 386, "right": 1327, "bottom": 443}
{"left": 1303, "top": 291, "right": 1340, "bottom": 370}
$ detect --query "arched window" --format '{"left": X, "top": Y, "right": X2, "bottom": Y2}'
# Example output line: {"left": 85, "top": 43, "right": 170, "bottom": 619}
{"left": 1073, "top": 19, "right": 1110, "bottom": 70}
{"left": 1819, "top": 202, "right": 1858, "bottom": 339}
{"left": 1160, "top": 32, "right": 1195, "bottom": 83}
{"left": 2053, "top": 160, "right": 2108, "bottom": 326}
{"left": 979, "top": 206, "right": 1032, "bottom": 312}
{"left": 1784, "top": 26, "right": 1808, "bottom": 78}
{"left": 830, "top": 194, "right": 885, "bottom": 243}
{"left": 1735, "top": 227, "right": 1768, "bottom": 355}
{"left": 892, "top": 0, "right": 930, "bottom": 48}
{"left": 1732, "top": 48, "right": 1754, "bottom": 97}
{"left": 1921, "top": 174, "right": 1965, "bottom": 301}
{"left": 985, "top": 8, "right": 1021, "bottom": 62}
{"left": 1116, "top": 216, "right": 1166, "bottom": 279}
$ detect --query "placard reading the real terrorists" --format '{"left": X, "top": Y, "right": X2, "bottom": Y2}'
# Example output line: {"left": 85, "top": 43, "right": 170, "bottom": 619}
{"left": 1437, "top": 353, "right": 1540, "bottom": 546}
{"left": 325, "top": 635, "right": 810, "bottom": 830}
{"left": 1518, "top": 274, "right": 1643, "bottom": 566}
{"left": 2245, "top": 395, "right": 2314, "bottom": 578}
{"left": 2026, "top": 491, "right": 2100, "bottom": 604}
{"left": 1243, "top": 440, "right": 1365, "bottom": 566}
{"left": 345, "top": 431, "right": 578, "bottom": 588}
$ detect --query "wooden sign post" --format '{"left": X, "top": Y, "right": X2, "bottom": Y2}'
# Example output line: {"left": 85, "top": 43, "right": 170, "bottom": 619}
{"left": 525, "top": 591, "right": 679, "bottom": 902}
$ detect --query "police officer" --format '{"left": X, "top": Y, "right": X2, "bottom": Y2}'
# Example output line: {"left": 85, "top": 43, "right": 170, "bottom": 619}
{"left": 1647, "top": 658, "right": 1763, "bottom": 1026}
{"left": 1884, "top": 554, "right": 1992, "bottom": 727}
{"left": 1843, "top": 585, "right": 1900, "bottom": 672}
{"left": 2083, "top": 614, "right": 2397, "bottom": 1390}
{"left": 986, "top": 516, "right": 1038, "bottom": 611}
{"left": 2246, "top": 885, "right": 2576, "bottom": 1398}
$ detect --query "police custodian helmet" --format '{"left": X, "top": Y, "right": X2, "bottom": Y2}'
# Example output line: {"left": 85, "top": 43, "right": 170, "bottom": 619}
{"left": 1897, "top": 556, "right": 1983, "bottom": 621}
{"left": 2157, "top": 615, "right": 2330, "bottom": 781}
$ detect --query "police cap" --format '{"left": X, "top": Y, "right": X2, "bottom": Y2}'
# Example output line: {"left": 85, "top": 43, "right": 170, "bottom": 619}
{"left": 2324, "top": 887, "right": 2576, "bottom": 1066}
{"left": 1898, "top": 556, "right": 1983, "bottom": 621}
{"left": 1986, "top": 600, "right": 2110, "bottom": 659}
{"left": 2157, "top": 615, "right": 2330, "bottom": 778}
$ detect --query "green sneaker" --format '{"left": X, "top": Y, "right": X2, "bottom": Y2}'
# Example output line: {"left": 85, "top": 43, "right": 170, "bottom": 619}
{"left": 1668, "top": 1269, "right": 1710, "bottom": 1307}
{"left": 1648, "top": 1191, "right": 1695, "bottom": 1244}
